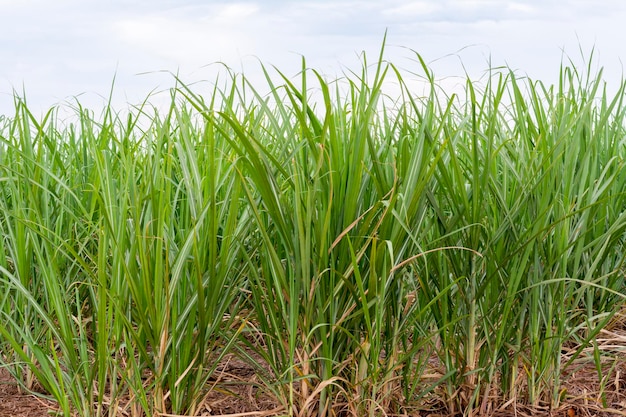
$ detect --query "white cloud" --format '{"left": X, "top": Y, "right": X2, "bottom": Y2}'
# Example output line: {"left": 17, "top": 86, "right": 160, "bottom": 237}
{"left": 1, "top": 0, "right": 625, "bottom": 117}
{"left": 112, "top": 3, "right": 266, "bottom": 68}
{"left": 218, "top": 2, "right": 259, "bottom": 19}
{"left": 383, "top": 2, "right": 441, "bottom": 18}
{"left": 507, "top": 2, "right": 535, "bottom": 14}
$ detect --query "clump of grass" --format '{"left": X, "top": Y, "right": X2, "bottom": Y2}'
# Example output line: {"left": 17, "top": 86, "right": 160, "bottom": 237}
{"left": 0, "top": 93, "right": 253, "bottom": 416}
{"left": 0, "top": 45, "right": 625, "bottom": 417}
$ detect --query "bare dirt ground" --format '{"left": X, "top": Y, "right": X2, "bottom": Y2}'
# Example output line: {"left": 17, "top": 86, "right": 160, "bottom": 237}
{"left": 0, "top": 368, "right": 59, "bottom": 416}
{"left": 1, "top": 326, "right": 625, "bottom": 417}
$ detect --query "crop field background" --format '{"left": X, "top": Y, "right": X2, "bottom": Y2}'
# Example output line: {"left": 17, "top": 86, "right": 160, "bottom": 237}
{"left": 0, "top": 46, "right": 625, "bottom": 416}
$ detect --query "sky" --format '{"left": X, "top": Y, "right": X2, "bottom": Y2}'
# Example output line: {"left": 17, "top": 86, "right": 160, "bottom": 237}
{"left": 1, "top": 0, "right": 625, "bottom": 118}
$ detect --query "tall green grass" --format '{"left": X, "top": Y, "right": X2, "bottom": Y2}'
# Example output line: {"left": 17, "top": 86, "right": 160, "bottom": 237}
{"left": 0, "top": 48, "right": 625, "bottom": 417}
{"left": 0, "top": 95, "right": 252, "bottom": 416}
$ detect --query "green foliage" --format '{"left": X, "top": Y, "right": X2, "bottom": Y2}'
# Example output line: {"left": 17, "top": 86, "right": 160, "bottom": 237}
{"left": 0, "top": 48, "right": 624, "bottom": 416}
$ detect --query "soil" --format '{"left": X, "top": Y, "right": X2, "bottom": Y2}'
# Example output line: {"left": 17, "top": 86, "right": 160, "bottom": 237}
{"left": 0, "top": 368, "right": 59, "bottom": 416}
{"left": 1, "top": 327, "right": 625, "bottom": 417}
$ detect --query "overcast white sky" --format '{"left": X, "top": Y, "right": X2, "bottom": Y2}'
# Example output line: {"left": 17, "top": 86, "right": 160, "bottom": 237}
{"left": 1, "top": 0, "right": 625, "bottom": 117}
